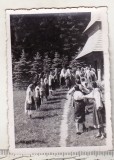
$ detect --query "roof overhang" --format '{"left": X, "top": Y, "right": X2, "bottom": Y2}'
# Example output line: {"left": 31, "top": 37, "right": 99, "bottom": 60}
{"left": 76, "top": 30, "right": 102, "bottom": 60}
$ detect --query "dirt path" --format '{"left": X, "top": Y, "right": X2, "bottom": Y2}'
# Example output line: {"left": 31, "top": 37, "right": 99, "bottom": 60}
{"left": 59, "top": 93, "right": 71, "bottom": 147}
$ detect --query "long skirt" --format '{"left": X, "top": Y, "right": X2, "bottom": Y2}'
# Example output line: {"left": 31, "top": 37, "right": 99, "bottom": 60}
{"left": 60, "top": 77, "right": 65, "bottom": 86}
{"left": 65, "top": 77, "right": 71, "bottom": 88}
{"left": 45, "top": 84, "right": 49, "bottom": 97}
{"left": 26, "top": 97, "right": 35, "bottom": 110}
{"left": 93, "top": 102, "right": 105, "bottom": 128}
{"left": 54, "top": 79, "right": 59, "bottom": 89}
{"left": 51, "top": 79, "right": 55, "bottom": 90}
{"left": 73, "top": 100, "right": 85, "bottom": 123}
{"left": 34, "top": 96, "right": 41, "bottom": 109}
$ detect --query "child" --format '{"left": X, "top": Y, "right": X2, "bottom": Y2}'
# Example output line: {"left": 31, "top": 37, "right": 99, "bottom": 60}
{"left": 84, "top": 82, "right": 105, "bottom": 139}
{"left": 80, "top": 77, "right": 90, "bottom": 95}
{"left": 68, "top": 85, "right": 86, "bottom": 134}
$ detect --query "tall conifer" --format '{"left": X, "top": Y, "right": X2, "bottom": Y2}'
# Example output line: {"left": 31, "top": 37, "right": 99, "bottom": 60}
{"left": 30, "top": 52, "right": 42, "bottom": 81}
{"left": 43, "top": 52, "right": 52, "bottom": 74}
{"left": 13, "top": 49, "right": 30, "bottom": 88}
{"left": 52, "top": 52, "right": 62, "bottom": 72}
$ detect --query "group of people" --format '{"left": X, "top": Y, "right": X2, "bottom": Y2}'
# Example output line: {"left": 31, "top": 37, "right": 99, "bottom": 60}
{"left": 68, "top": 66, "right": 105, "bottom": 139}
{"left": 24, "top": 65, "right": 105, "bottom": 139}
{"left": 24, "top": 68, "right": 61, "bottom": 118}
{"left": 59, "top": 66, "right": 97, "bottom": 90}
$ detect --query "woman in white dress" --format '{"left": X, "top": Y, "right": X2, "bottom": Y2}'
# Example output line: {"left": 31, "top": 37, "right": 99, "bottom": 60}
{"left": 34, "top": 84, "right": 41, "bottom": 110}
{"left": 49, "top": 71, "right": 54, "bottom": 95}
{"left": 25, "top": 84, "right": 35, "bottom": 118}
{"left": 65, "top": 68, "right": 71, "bottom": 90}
{"left": 60, "top": 67, "right": 66, "bottom": 87}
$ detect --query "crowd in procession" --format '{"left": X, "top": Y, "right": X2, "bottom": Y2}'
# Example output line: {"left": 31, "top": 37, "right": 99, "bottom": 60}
{"left": 24, "top": 65, "right": 106, "bottom": 140}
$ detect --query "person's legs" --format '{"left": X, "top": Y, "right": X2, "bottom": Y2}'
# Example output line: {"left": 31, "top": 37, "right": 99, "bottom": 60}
{"left": 96, "top": 127, "right": 101, "bottom": 137}
{"left": 75, "top": 121, "right": 79, "bottom": 133}
{"left": 35, "top": 99, "right": 38, "bottom": 110}
{"left": 61, "top": 77, "right": 64, "bottom": 87}
{"left": 28, "top": 110, "right": 33, "bottom": 118}
{"left": 40, "top": 93, "right": 43, "bottom": 104}
{"left": 49, "top": 86, "right": 53, "bottom": 95}
{"left": 100, "top": 126, "right": 105, "bottom": 139}
{"left": 82, "top": 122, "right": 87, "bottom": 132}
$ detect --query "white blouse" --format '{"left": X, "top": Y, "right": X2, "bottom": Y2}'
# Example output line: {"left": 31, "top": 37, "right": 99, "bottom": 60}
{"left": 84, "top": 88, "right": 102, "bottom": 109}
{"left": 35, "top": 86, "right": 40, "bottom": 98}
{"left": 68, "top": 87, "right": 84, "bottom": 100}
{"left": 26, "top": 87, "right": 33, "bottom": 104}
{"left": 49, "top": 75, "right": 54, "bottom": 86}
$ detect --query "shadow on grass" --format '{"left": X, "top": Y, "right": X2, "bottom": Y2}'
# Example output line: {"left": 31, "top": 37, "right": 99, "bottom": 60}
{"left": 55, "top": 88, "right": 68, "bottom": 92}
{"left": 44, "top": 100, "right": 61, "bottom": 104}
{"left": 32, "top": 113, "right": 58, "bottom": 120}
{"left": 85, "top": 110, "right": 93, "bottom": 115}
{"left": 88, "top": 126, "right": 96, "bottom": 131}
{"left": 41, "top": 107, "right": 62, "bottom": 111}
{"left": 54, "top": 92, "right": 67, "bottom": 96}
{"left": 16, "top": 139, "right": 47, "bottom": 145}
{"left": 49, "top": 97, "right": 67, "bottom": 101}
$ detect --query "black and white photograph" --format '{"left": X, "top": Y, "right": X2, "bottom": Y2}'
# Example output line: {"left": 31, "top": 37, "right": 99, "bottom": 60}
{"left": 6, "top": 8, "right": 112, "bottom": 152}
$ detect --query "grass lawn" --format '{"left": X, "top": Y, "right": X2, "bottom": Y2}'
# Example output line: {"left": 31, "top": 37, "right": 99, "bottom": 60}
{"left": 66, "top": 99, "right": 106, "bottom": 147}
{"left": 14, "top": 88, "right": 67, "bottom": 148}
{"left": 13, "top": 87, "right": 105, "bottom": 148}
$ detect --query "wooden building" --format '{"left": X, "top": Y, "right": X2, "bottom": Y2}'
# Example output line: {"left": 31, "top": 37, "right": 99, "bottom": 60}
{"left": 76, "top": 11, "right": 104, "bottom": 81}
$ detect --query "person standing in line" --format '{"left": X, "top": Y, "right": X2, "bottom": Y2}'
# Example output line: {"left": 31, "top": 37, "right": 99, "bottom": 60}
{"left": 54, "top": 68, "right": 60, "bottom": 89}
{"left": 80, "top": 67, "right": 85, "bottom": 78}
{"left": 39, "top": 78, "right": 46, "bottom": 104}
{"left": 60, "top": 67, "right": 66, "bottom": 87}
{"left": 70, "top": 71, "right": 76, "bottom": 87}
{"left": 68, "top": 85, "right": 87, "bottom": 134}
{"left": 65, "top": 67, "right": 71, "bottom": 90}
{"left": 84, "top": 82, "right": 106, "bottom": 139}
{"left": 44, "top": 74, "right": 49, "bottom": 100}
{"left": 34, "top": 83, "right": 41, "bottom": 110}
{"left": 75, "top": 67, "right": 81, "bottom": 77}
{"left": 90, "top": 68, "right": 97, "bottom": 82}
{"left": 25, "top": 84, "right": 35, "bottom": 118}
{"left": 85, "top": 67, "right": 93, "bottom": 89}
{"left": 52, "top": 71, "right": 56, "bottom": 91}
{"left": 49, "top": 71, "right": 54, "bottom": 95}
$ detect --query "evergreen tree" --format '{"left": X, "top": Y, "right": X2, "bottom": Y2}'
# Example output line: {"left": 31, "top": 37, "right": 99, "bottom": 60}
{"left": 62, "top": 55, "right": 69, "bottom": 68}
{"left": 12, "top": 54, "right": 17, "bottom": 82}
{"left": 30, "top": 52, "right": 42, "bottom": 81}
{"left": 43, "top": 52, "right": 52, "bottom": 74}
{"left": 52, "top": 52, "right": 62, "bottom": 72}
{"left": 13, "top": 49, "right": 30, "bottom": 88}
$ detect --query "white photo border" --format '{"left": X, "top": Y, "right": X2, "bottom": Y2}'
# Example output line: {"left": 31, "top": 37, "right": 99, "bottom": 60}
{"left": 6, "top": 7, "right": 112, "bottom": 154}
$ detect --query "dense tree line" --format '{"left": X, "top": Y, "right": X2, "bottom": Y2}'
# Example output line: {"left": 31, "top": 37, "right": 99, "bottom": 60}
{"left": 11, "top": 12, "right": 90, "bottom": 88}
